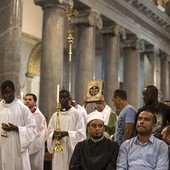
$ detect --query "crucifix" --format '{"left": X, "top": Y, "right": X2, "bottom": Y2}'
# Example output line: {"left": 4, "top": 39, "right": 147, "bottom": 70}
{"left": 61, "top": 5, "right": 78, "bottom": 93}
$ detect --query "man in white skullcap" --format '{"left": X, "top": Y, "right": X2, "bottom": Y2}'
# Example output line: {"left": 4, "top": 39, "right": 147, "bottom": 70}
{"left": 69, "top": 110, "right": 119, "bottom": 170}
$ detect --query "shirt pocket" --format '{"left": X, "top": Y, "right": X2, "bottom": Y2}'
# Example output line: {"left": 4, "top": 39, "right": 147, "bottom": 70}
{"left": 146, "top": 153, "right": 157, "bottom": 168}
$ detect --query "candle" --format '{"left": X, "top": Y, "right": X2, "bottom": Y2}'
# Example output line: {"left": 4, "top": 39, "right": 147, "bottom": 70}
{"left": 57, "top": 84, "right": 60, "bottom": 103}
{"left": 20, "top": 91, "right": 23, "bottom": 101}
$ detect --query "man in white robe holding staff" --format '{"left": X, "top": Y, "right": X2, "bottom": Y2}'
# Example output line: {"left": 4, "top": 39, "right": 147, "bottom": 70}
{"left": 0, "top": 80, "right": 36, "bottom": 170}
{"left": 47, "top": 86, "right": 86, "bottom": 170}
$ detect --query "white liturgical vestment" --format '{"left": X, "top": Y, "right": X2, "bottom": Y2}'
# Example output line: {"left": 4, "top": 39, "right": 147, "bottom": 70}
{"left": 28, "top": 107, "right": 48, "bottom": 170}
{"left": 0, "top": 99, "right": 36, "bottom": 170}
{"left": 47, "top": 106, "right": 86, "bottom": 170}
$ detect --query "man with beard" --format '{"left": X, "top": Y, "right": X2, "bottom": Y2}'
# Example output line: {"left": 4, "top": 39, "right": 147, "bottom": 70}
{"left": 136, "top": 85, "right": 170, "bottom": 138}
{"left": 117, "top": 109, "right": 169, "bottom": 170}
{"left": 47, "top": 89, "right": 86, "bottom": 170}
{"left": 69, "top": 110, "right": 119, "bottom": 170}
{"left": 84, "top": 95, "right": 117, "bottom": 137}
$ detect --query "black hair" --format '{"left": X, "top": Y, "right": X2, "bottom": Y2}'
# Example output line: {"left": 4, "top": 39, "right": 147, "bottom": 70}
{"left": 114, "top": 89, "right": 127, "bottom": 100}
{"left": 1, "top": 80, "right": 15, "bottom": 91}
{"left": 143, "top": 85, "right": 158, "bottom": 97}
{"left": 138, "top": 107, "right": 157, "bottom": 124}
{"left": 60, "top": 89, "right": 70, "bottom": 98}
{"left": 25, "top": 93, "right": 37, "bottom": 102}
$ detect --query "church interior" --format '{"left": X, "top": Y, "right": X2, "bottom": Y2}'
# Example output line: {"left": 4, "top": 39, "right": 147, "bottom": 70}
{"left": 0, "top": 0, "right": 170, "bottom": 121}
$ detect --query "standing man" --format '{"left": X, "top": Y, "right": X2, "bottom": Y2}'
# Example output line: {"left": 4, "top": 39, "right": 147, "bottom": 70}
{"left": 24, "top": 93, "right": 47, "bottom": 170}
{"left": 117, "top": 109, "right": 169, "bottom": 170}
{"left": 0, "top": 80, "right": 36, "bottom": 170}
{"left": 137, "top": 85, "right": 170, "bottom": 138}
{"left": 47, "top": 89, "right": 86, "bottom": 170}
{"left": 70, "top": 98, "right": 87, "bottom": 125}
{"left": 69, "top": 110, "right": 119, "bottom": 170}
{"left": 112, "top": 89, "right": 136, "bottom": 145}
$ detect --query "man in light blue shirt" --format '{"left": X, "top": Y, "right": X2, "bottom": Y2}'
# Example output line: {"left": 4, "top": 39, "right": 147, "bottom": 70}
{"left": 112, "top": 89, "right": 136, "bottom": 145}
{"left": 117, "top": 108, "right": 169, "bottom": 170}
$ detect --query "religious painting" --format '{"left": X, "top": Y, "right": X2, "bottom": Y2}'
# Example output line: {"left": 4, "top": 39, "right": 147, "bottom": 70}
{"left": 86, "top": 80, "right": 104, "bottom": 103}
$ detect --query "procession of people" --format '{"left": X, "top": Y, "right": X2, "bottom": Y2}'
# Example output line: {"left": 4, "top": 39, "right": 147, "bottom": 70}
{"left": 0, "top": 80, "right": 170, "bottom": 170}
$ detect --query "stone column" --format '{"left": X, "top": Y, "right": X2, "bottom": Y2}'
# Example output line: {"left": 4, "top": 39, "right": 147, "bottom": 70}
{"left": 101, "top": 25, "right": 126, "bottom": 108}
{"left": 161, "top": 53, "right": 169, "bottom": 101}
{"left": 123, "top": 36, "right": 145, "bottom": 109}
{"left": 0, "top": 0, "right": 22, "bottom": 97}
{"left": 34, "top": 0, "right": 68, "bottom": 120}
{"left": 144, "top": 45, "right": 159, "bottom": 86}
{"left": 73, "top": 10, "right": 102, "bottom": 105}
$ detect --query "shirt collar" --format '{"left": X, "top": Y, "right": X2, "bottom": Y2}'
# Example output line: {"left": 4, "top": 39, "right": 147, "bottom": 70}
{"left": 135, "top": 135, "right": 154, "bottom": 145}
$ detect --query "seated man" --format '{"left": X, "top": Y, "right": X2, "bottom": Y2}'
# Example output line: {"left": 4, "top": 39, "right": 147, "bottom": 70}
{"left": 161, "top": 125, "right": 170, "bottom": 170}
{"left": 117, "top": 108, "right": 169, "bottom": 170}
{"left": 84, "top": 95, "right": 117, "bottom": 136}
{"left": 69, "top": 110, "right": 119, "bottom": 170}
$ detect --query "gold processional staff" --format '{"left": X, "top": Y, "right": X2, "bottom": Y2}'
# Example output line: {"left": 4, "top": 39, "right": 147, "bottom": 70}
{"left": 53, "top": 5, "right": 78, "bottom": 152}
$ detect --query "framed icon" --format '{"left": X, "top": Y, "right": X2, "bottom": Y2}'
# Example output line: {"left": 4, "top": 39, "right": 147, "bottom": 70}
{"left": 86, "top": 80, "right": 104, "bottom": 103}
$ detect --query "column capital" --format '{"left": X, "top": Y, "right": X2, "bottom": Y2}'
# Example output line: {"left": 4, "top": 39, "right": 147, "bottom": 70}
{"left": 34, "top": 0, "right": 73, "bottom": 8}
{"left": 123, "top": 36, "right": 145, "bottom": 52}
{"left": 100, "top": 24, "right": 126, "bottom": 39}
{"left": 160, "top": 50, "right": 168, "bottom": 60}
{"left": 144, "top": 44, "right": 160, "bottom": 55}
{"left": 72, "top": 10, "right": 103, "bottom": 29}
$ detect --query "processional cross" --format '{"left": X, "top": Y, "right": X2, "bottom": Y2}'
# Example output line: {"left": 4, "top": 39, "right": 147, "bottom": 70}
{"left": 61, "top": 5, "right": 78, "bottom": 93}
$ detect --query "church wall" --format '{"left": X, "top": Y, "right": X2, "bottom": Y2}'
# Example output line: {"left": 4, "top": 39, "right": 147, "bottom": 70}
{"left": 11, "top": 0, "right": 170, "bottom": 118}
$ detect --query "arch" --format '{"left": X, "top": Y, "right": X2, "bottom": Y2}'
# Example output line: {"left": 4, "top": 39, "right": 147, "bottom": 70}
{"left": 27, "top": 42, "right": 41, "bottom": 77}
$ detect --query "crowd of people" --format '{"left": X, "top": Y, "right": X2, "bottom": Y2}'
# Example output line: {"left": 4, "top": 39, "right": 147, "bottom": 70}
{"left": 0, "top": 80, "right": 170, "bottom": 170}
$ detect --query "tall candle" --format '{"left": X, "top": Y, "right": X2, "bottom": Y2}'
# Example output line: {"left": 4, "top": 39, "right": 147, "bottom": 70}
{"left": 21, "top": 91, "right": 24, "bottom": 101}
{"left": 57, "top": 84, "right": 60, "bottom": 103}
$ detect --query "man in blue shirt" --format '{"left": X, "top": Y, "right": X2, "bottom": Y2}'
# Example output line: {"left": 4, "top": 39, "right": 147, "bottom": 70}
{"left": 112, "top": 89, "right": 136, "bottom": 145}
{"left": 117, "top": 108, "right": 169, "bottom": 170}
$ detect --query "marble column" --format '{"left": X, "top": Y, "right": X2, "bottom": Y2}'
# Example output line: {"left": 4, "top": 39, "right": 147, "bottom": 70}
{"left": 144, "top": 45, "right": 159, "bottom": 86}
{"left": 0, "top": 0, "right": 22, "bottom": 98}
{"left": 161, "top": 53, "right": 169, "bottom": 101}
{"left": 123, "top": 37, "right": 145, "bottom": 109}
{"left": 73, "top": 10, "right": 103, "bottom": 105}
{"left": 101, "top": 25, "right": 126, "bottom": 108}
{"left": 34, "top": 0, "right": 67, "bottom": 120}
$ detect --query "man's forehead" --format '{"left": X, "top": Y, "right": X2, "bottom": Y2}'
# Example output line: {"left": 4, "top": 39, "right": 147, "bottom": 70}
{"left": 139, "top": 111, "right": 153, "bottom": 118}
{"left": 90, "top": 119, "right": 104, "bottom": 124}
{"left": 1, "top": 86, "right": 13, "bottom": 92}
{"left": 60, "top": 92, "right": 70, "bottom": 98}
{"left": 95, "top": 101, "right": 104, "bottom": 104}
{"left": 25, "top": 96, "right": 33, "bottom": 99}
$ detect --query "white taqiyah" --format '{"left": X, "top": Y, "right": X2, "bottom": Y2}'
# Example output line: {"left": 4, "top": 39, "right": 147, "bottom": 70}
{"left": 87, "top": 110, "right": 104, "bottom": 124}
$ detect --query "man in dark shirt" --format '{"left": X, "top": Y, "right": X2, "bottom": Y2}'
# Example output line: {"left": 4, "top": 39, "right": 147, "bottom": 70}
{"left": 137, "top": 85, "right": 170, "bottom": 138}
{"left": 69, "top": 110, "right": 119, "bottom": 170}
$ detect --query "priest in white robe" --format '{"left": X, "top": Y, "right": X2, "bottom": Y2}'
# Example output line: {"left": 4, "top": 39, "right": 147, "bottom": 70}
{"left": 0, "top": 80, "right": 36, "bottom": 170}
{"left": 24, "top": 93, "right": 48, "bottom": 170}
{"left": 47, "top": 89, "right": 86, "bottom": 170}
